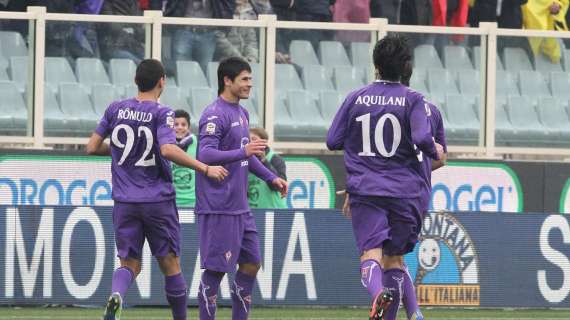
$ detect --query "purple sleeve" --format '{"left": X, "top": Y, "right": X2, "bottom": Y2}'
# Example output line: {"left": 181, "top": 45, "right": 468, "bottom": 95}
{"left": 410, "top": 94, "right": 439, "bottom": 160}
{"left": 433, "top": 108, "right": 447, "bottom": 153}
{"left": 326, "top": 95, "right": 352, "bottom": 150}
{"left": 94, "top": 103, "right": 113, "bottom": 138}
{"left": 157, "top": 108, "right": 177, "bottom": 146}
{"left": 198, "top": 112, "right": 247, "bottom": 165}
{"left": 249, "top": 155, "right": 278, "bottom": 183}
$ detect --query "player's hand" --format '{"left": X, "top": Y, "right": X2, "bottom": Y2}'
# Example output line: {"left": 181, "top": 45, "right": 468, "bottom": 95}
{"left": 245, "top": 139, "right": 268, "bottom": 157}
{"left": 336, "top": 190, "right": 351, "bottom": 218}
{"left": 435, "top": 142, "right": 445, "bottom": 160}
{"left": 206, "top": 165, "right": 229, "bottom": 182}
{"left": 272, "top": 177, "right": 288, "bottom": 198}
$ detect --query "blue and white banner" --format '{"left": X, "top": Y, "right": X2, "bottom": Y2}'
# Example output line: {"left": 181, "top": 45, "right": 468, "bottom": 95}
{"left": 1, "top": 206, "right": 570, "bottom": 307}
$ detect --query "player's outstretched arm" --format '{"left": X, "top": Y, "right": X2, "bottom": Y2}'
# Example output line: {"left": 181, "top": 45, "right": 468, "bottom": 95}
{"left": 431, "top": 142, "right": 447, "bottom": 171}
{"left": 160, "top": 143, "right": 228, "bottom": 181}
{"left": 86, "top": 132, "right": 111, "bottom": 156}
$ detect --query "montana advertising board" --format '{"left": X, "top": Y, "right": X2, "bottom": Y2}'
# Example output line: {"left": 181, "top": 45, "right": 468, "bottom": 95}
{"left": 0, "top": 155, "right": 335, "bottom": 209}
{"left": 1, "top": 206, "right": 570, "bottom": 308}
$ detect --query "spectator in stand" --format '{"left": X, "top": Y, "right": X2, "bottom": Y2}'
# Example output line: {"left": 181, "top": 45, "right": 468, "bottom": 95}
{"left": 98, "top": 0, "right": 145, "bottom": 63}
{"left": 161, "top": 0, "right": 236, "bottom": 73}
{"left": 271, "top": 0, "right": 336, "bottom": 56}
{"left": 523, "top": 0, "right": 568, "bottom": 63}
{"left": 369, "top": 0, "right": 432, "bottom": 26}
{"left": 214, "top": 0, "right": 260, "bottom": 63}
{"left": 333, "top": 0, "right": 371, "bottom": 43}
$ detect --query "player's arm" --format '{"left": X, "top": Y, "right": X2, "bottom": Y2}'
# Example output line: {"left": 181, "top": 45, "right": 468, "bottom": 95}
{"left": 86, "top": 132, "right": 110, "bottom": 156}
{"left": 431, "top": 107, "right": 448, "bottom": 171}
{"left": 326, "top": 96, "right": 352, "bottom": 150}
{"left": 410, "top": 95, "right": 439, "bottom": 160}
{"left": 250, "top": 155, "right": 288, "bottom": 198}
{"left": 86, "top": 105, "right": 112, "bottom": 156}
{"left": 199, "top": 115, "right": 265, "bottom": 165}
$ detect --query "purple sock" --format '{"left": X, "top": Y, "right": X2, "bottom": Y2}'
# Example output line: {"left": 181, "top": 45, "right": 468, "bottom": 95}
{"left": 231, "top": 271, "right": 256, "bottom": 320}
{"left": 402, "top": 264, "right": 422, "bottom": 319}
{"left": 165, "top": 273, "right": 187, "bottom": 320}
{"left": 198, "top": 270, "right": 224, "bottom": 320}
{"left": 111, "top": 266, "right": 134, "bottom": 298}
{"left": 383, "top": 268, "right": 405, "bottom": 320}
{"left": 360, "top": 259, "right": 383, "bottom": 299}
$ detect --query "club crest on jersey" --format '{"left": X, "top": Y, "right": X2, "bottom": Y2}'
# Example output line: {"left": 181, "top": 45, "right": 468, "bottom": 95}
{"left": 225, "top": 251, "right": 232, "bottom": 263}
{"left": 166, "top": 115, "right": 174, "bottom": 128}
{"left": 206, "top": 122, "right": 216, "bottom": 135}
{"left": 404, "top": 211, "right": 480, "bottom": 306}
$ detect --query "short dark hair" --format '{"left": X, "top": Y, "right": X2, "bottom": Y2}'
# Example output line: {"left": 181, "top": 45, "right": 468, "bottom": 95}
{"left": 174, "top": 109, "right": 190, "bottom": 124}
{"left": 250, "top": 127, "right": 268, "bottom": 140}
{"left": 217, "top": 57, "right": 252, "bottom": 95}
{"left": 373, "top": 35, "right": 412, "bottom": 82}
{"left": 135, "top": 59, "right": 165, "bottom": 92}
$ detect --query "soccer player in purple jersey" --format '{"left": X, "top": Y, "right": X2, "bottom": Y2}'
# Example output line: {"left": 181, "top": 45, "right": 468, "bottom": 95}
{"left": 86, "top": 59, "right": 228, "bottom": 320}
{"left": 326, "top": 35, "right": 444, "bottom": 320}
{"left": 396, "top": 63, "right": 448, "bottom": 320}
{"left": 195, "top": 57, "right": 288, "bottom": 320}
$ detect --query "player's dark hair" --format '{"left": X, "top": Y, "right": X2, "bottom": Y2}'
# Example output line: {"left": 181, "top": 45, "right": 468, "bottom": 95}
{"left": 217, "top": 57, "right": 252, "bottom": 95}
{"left": 373, "top": 35, "right": 412, "bottom": 82}
{"left": 250, "top": 127, "right": 269, "bottom": 140}
{"left": 174, "top": 109, "right": 190, "bottom": 124}
{"left": 401, "top": 60, "right": 413, "bottom": 87}
{"left": 135, "top": 59, "right": 165, "bottom": 92}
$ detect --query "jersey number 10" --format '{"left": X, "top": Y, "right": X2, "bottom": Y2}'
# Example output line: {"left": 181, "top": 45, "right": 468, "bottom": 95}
{"left": 356, "top": 112, "right": 423, "bottom": 162}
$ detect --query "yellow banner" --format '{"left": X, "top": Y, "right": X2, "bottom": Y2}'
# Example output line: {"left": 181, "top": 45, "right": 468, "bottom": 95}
{"left": 417, "top": 284, "right": 480, "bottom": 306}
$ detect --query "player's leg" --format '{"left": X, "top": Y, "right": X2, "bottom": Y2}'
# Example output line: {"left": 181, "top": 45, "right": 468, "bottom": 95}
{"left": 105, "top": 202, "right": 145, "bottom": 320}
{"left": 233, "top": 213, "right": 261, "bottom": 320}
{"left": 382, "top": 198, "right": 424, "bottom": 320}
{"left": 350, "top": 195, "right": 393, "bottom": 319}
{"left": 197, "top": 213, "right": 243, "bottom": 320}
{"left": 145, "top": 201, "right": 187, "bottom": 320}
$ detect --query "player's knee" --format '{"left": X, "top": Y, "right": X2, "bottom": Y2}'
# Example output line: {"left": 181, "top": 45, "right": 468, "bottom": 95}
{"left": 238, "top": 263, "right": 261, "bottom": 277}
{"left": 121, "top": 259, "right": 142, "bottom": 277}
{"left": 360, "top": 248, "right": 383, "bottom": 265}
{"left": 157, "top": 253, "right": 181, "bottom": 275}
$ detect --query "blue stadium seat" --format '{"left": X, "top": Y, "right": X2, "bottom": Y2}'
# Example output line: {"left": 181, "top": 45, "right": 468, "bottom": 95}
{"left": 319, "top": 90, "right": 344, "bottom": 123}
{"left": 496, "top": 70, "right": 520, "bottom": 96}
{"left": 45, "top": 57, "right": 77, "bottom": 93}
{"left": 409, "top": 68, "right": 427, "bottom": 93}
{"left": 176, "top": 61, "right": 208, "bottom": 89}
{"left": 91, "top": 83, "right": 120, "bottom": 116}
{"left": 518, "top": 70, "right": 551, "bottom": 105}
{"left": 537, "top": 96, "right": 570, "bottom": 145}
{"left": 535, "top": 52, "right": 563, "bottom": 73}
{"left": 319, "top": 41, "right": 351, "bottom": 66}
{"left": 207, "top": 61, "right": 219, "bottom": 88}
{"left": 503, "top": 47, "right": 533, "bottom": 71}
{"left": 414, "top": 44, "right": 443, "bottom": 69}
{"left": 350, "top": 42, "right": 371, "bottom": 70}
{"left": 241, "top": 98, "right": 260, "bottom": 128}
{"left": 473, "top": 46, "right": 504, "bottom": 70}
{"left": 110, "top": 58, "right": 136, "bottom": 86}
{"left": 76, "top": 58, "right": 110, "bottom": 87}
{"left": 495, "top": 103, "right": 515, "bottom": 146}
{"left": 160, "top": 86, "right": 191, "bottom": 112}
{"left": 505, "top": 95, "right": 552, "bottom": 145}
{"left": 190, "top": 87, "right": 216, "bottom": 127}
{"left": 10, "top": 56, "right": 28, "bottom": 93}
{"left": 444, "top": 45, "right": 474, "bottom": 70}
{"left": 427, "top": 69, "right": 459, "bottom": 103}
{"left": 276, "top": 63, "right": 303, "bottom": 99}
{"left": 333, "top": 66, "right": 365, "bottom": 96}
{"left": 290, "top": 40, "right": 319, "bottom": 66}
{"left": 287, "top": 89, "right": 328, "bottom": 139}
{"left": 0, "top": 66, "right": 8, "bottom": 81}
{"left": 274, "top": 94, "right": 299, "bottom": 140}
{"left": 44, "top": 86, "right": 82, "bottom": 136}
{"left": 58, "top": 82, "right": 99, "bottom": 132}
{"left": 0, "top": 80, "right": 27, "bottom": 135}
{"left": 0, "top": 31, "right": 28, "bottom": 58}
{"left": 301, "top": 65, "right": 334, "bottom": 94}
{"left": 443, "top": 94, "right": 479, "bottom": 145}
{"left": 549, "top": 71, "right": 570, "bottom": 102}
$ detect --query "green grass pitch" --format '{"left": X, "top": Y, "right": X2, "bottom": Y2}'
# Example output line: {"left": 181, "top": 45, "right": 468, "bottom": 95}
{"left": 1, "top": 306, "right": 569, "bottom": 319}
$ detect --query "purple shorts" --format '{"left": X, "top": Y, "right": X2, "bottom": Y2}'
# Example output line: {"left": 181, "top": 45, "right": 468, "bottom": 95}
{"left": 350, "top": 194, "right": 422, "bottom": 257}
{"left": 197, "top": 212, "right": 261, "bottom": 273}
{"left": 113, "top": 200, "right": 180, "bottom": 259}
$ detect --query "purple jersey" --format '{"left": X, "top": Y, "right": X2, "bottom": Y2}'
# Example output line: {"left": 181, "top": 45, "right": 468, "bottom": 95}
{"left": 95, "top": 98, "right": 177, "bottom": 202}
{"left": 327, "top": 81, "right": 438, "bottom": 198}
{"left": 418, "top": 100, "right": 447, "bottom": 212}
{"left": 195, "top": 97, "right": 276, "bottom": 215}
